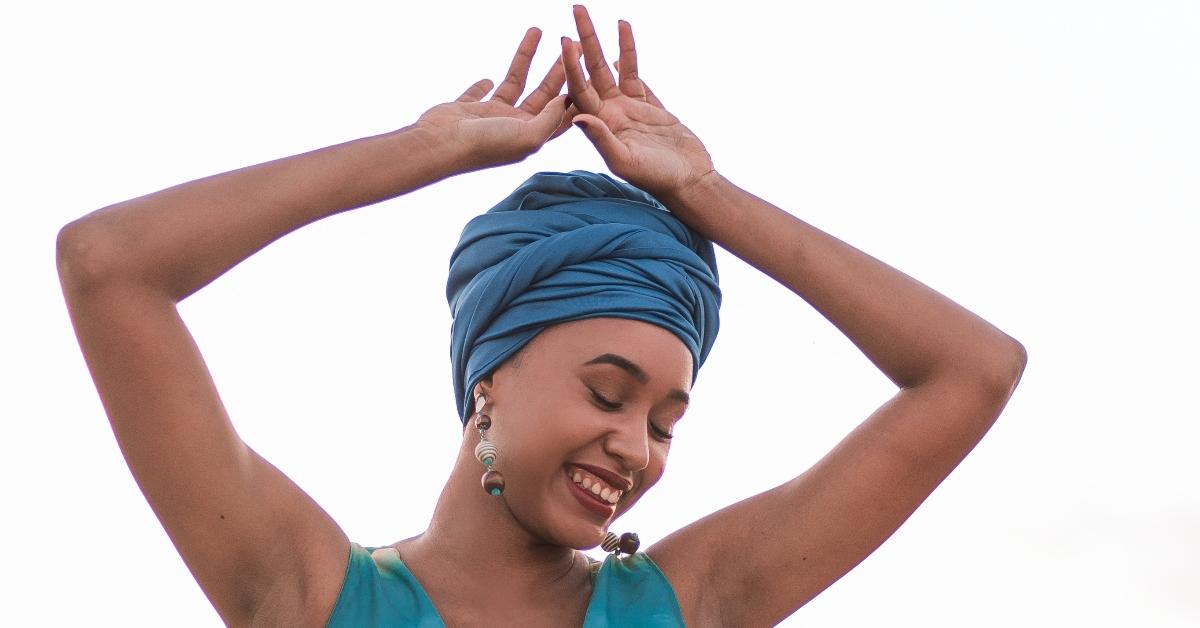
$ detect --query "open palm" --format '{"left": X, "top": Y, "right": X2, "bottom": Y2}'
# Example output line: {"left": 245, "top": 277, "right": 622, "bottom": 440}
{"left": 563, "top": 7, "right": 716, "bottom": 200}
{"left": 415, "top": 27, "right": 573, "bottom": 174}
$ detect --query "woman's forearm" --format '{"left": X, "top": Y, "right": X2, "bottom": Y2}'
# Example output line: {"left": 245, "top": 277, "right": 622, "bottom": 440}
{"left": 58, "top": 124, "right": 460, "bottom": 301}
{"left": 662, "top": 173, "right": 1025, "bottom": 391}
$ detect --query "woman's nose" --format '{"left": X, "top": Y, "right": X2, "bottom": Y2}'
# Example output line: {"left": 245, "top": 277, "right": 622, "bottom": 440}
{"left": 603, "top": 419, "right": 651, "bottom": 473}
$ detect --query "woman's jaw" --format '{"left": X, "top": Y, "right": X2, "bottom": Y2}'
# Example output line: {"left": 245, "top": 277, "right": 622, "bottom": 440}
{"left": 463, "top": 317, "right": 691, "bottom": 549}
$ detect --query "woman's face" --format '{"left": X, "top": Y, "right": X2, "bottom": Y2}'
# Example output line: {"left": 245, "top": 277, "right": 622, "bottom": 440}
{"left": 474, "top": 317, "right": 693, "bottom": 549}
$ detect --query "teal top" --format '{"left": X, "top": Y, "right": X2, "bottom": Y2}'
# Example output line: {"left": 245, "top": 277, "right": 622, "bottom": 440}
{"left": 325, "top": 542, "right": 685, "bottom": 627}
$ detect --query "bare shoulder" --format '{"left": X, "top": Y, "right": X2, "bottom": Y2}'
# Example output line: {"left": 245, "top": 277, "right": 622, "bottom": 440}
{"left": 645, "top": 542, "right": 725, "bottom": 628}
{"left": 645, "top": 375, "right": 1024, "bottom": 626}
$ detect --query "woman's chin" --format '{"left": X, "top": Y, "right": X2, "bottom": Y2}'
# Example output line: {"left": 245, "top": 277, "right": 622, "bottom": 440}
{"left": 535, "top": 473, "right": 643, "bottom": 549}
{"left": 549, "top": 517, "right": 610, "bottom": 550}
{"left": 542, "top": 507, "right": 618, "bottom": 550}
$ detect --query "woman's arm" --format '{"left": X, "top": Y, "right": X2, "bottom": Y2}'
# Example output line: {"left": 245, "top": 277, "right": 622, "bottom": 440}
{"left": 56, "top": 28, "right": 571, "bottom": 626}
{"left": 562, "top": 6, "right": 1025, "bottom": 625}
{"left": 59, "top": 125, "right": 459, "bottom": 301}
{"left": 662, "top": 173, "right": 1026, "bottom": 389}
{"left": 654, "top": 174, "right": 1025, "bottom": 626}
{"left": 60, "top": 26, "right": 574, "bottom": 302}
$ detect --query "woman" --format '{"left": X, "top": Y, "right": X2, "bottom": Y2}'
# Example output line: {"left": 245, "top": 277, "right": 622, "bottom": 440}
{"left": 56, "top": 5, "right": 1026, "bottom": 626}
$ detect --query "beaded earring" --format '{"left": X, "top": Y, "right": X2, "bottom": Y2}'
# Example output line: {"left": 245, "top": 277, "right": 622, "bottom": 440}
{"left": 601, "top": 531, "right": 641, "bottom": 557}
{"left": 473, "top": 393, "right": 505, "bottom": 496}
{"left": 472, "top": 391, "right": 639, "bottom": 556}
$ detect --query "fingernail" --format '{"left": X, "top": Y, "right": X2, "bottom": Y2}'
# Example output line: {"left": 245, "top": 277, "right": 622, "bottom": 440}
{"left": 574, "top": 120, "right": 588, "bottom": 130}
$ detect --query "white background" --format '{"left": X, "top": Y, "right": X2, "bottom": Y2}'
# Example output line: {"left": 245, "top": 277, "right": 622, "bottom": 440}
{"left": 4, "top": 1, "right": 1197, "bottom": 625}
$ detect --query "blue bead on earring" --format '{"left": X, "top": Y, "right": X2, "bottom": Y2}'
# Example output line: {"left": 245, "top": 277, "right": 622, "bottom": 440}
{"left": 473, "top": 394, "right": 504, "bottom": 496}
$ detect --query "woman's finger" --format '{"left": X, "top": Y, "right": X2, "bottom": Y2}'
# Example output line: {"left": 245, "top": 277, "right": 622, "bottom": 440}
{"left": 639, "top": 76, "right": 665, "bottom": 109}
{"left": 526, "top": 94, "right": 572, "bottom": 144}
{"left": 491, "top": 27, "right": 540, "bottom": 106}
{"left": 550, "top": 100, "right": 581, "bottom": 139}
{"left": 456, "top": 78, "right": 495, "bottom": 103}
{"left": 572, "top": 112, "right": 631, "bottom": 166}
{"left": 615, "top": 20, "right": 646, "bottom": 100}
{"left": 613, "top": 61, "right": 664, "bottom": 109}
{"left": 572, "top": 5, "right": 619, "bottom": 97}
{"left": 562, "top": 37, "right": 602, "bottom": 114}
{"left": 519, "top": 51, "right": 568, "bottom": 115}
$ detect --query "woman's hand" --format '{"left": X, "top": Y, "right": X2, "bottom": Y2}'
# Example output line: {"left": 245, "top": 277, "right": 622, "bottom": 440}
{"left": 563, "top": 5, "right": 717, "bottom": 201}
{"left": 415, "top": 27, "right": 574, "bottom": 175}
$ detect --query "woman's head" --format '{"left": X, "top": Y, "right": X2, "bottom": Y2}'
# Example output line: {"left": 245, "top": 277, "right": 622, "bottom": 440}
{"left": 447, "top": 170, "right": 722, "bottom": 425}
{"left": 465, "top": 316, "right": 692, "bottom": 546}
{"left": 442, "top": 169, "right": 720, "bottom": 547}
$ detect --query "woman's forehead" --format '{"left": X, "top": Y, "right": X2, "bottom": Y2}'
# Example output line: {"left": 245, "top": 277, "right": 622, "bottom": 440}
{"left": 530, "top": 318, "right": 693, "bottom": 380}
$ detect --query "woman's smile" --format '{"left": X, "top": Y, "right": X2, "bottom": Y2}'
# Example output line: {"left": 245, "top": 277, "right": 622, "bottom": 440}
{"left": 563, "top": 466, "right": 618, "bottom": 518}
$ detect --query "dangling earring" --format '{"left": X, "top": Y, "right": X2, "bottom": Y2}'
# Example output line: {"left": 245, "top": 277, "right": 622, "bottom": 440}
{"left": 473, "top": 393, "right": 505, "bottom": 496}
{"left": 601, "top": 531, "right": 640, "bottom": 557}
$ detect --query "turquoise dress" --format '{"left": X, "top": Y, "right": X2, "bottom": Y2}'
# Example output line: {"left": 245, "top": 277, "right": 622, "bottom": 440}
{"left": 325, "top": 542, "right": 685, "bottom": 627}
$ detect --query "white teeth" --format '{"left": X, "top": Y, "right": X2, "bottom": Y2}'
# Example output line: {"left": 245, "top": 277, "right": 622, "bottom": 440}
{"left": 570, "top": 467, "right": 623, "bottom": 504}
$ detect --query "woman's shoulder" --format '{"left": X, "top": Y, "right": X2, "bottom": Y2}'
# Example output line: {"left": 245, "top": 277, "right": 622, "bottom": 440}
{"left": 586, "top": 553, "right": 602, "bottom": 575}
{"left": 586, "top": 551, "right": 685, "bottom": 626}
{"left": 324, "top": 542, "right": 444, "bottom": 627}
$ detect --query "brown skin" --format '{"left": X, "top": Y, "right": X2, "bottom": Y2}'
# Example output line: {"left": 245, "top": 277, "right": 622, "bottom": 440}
{"left": 390, "top": 317, "right": 691, "bottom": 626}
{"left": 56, "top": 4, "right": 1025, "bottom": 627}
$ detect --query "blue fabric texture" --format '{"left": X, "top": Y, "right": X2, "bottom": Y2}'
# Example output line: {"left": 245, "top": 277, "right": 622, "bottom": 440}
{"left": 324, "top": 542, "right": 685, "bottom": 627}
{"left": 447, "top": 169, "right": 722, "bottom": 424}
{"left": 325, "top": 543, "right": 443, "bottom": 628}
{"left": 581, "top": 552, "right": 687, "bottom": 628}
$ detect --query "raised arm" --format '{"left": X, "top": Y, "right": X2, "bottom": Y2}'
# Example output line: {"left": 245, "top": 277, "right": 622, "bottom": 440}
{"left": 653, "top": 174, "right": 1025, "bottom": 626}
{"left": 59, "top": 27, "right": 573, "bottom": 301}
{"left": 562, "top": 6, "right": 1025, "bottom": 626}
{"left": 56, "top": 29, "right": 572, "bottom": 626}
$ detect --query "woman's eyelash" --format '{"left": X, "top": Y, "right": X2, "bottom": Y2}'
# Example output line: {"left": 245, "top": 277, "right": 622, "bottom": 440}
{"left": 590, "top": 390, "right": 621, "bottom": 409}
{"left": 589, "top": 388, "right": 673, "bottom": 440}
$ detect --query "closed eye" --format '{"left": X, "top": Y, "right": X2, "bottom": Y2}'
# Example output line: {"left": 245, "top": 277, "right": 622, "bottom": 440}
{"left": 589, "top": 388, "right": 673, "bottom": 441}
{"left": 650, "top": 423, "right": 674, "bottom": 440}
{"left": 590, "top": 389, "right": 622, "bottom": 410}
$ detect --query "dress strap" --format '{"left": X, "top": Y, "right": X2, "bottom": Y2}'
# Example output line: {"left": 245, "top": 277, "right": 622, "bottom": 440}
{"left": 582, "top": 552, "right": 685, "bottom": 627}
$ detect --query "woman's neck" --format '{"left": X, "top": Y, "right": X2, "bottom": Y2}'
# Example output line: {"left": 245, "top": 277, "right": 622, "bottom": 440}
{"left": 394, "top": 441, "right": 593, "bottom": 612}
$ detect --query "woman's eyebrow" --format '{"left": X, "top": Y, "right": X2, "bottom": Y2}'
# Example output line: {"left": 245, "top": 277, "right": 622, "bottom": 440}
{"left": 582, "top": 353, "right": 690, "bottom": 405}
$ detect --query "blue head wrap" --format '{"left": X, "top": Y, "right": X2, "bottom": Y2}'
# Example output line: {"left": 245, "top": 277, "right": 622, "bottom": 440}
{"left": 447, "top": 170, "right": 721, "bottom": 425}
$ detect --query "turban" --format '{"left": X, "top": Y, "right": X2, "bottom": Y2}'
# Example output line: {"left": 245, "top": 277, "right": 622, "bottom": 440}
{"left": 447, "top": 170, "right": 722, "bottom": 425}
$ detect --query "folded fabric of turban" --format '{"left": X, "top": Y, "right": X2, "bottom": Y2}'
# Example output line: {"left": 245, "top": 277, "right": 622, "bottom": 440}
{"left": 446, "top": 170, "right": 722, "bottom": 425}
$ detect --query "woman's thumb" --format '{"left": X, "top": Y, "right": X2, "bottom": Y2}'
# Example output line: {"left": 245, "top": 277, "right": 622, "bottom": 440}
{"left": 530, "top": 94, "right": 571, "bottom": 140}
{"left": 571, "top": 114, "right": 627, "bottom": 162}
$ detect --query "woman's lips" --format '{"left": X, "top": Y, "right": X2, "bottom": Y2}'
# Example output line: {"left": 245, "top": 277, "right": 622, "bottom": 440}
{"left": 564, "top": 468, "right": 616, "bottom": 517}
{"left": 570, "top": 463, "right": 633, "bottom": 492}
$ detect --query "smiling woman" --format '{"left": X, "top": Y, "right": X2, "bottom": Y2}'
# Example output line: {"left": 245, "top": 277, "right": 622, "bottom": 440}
{"left": 464, "top": 316, "right": 697, "bottom": 544}
{"left": 56, "top": 4, "right": 1024, "bottom": 627}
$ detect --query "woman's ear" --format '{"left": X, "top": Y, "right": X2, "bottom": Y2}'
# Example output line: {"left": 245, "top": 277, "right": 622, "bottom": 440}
{"left": 473, "top": 375, "right": 494, "bottom": 400}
